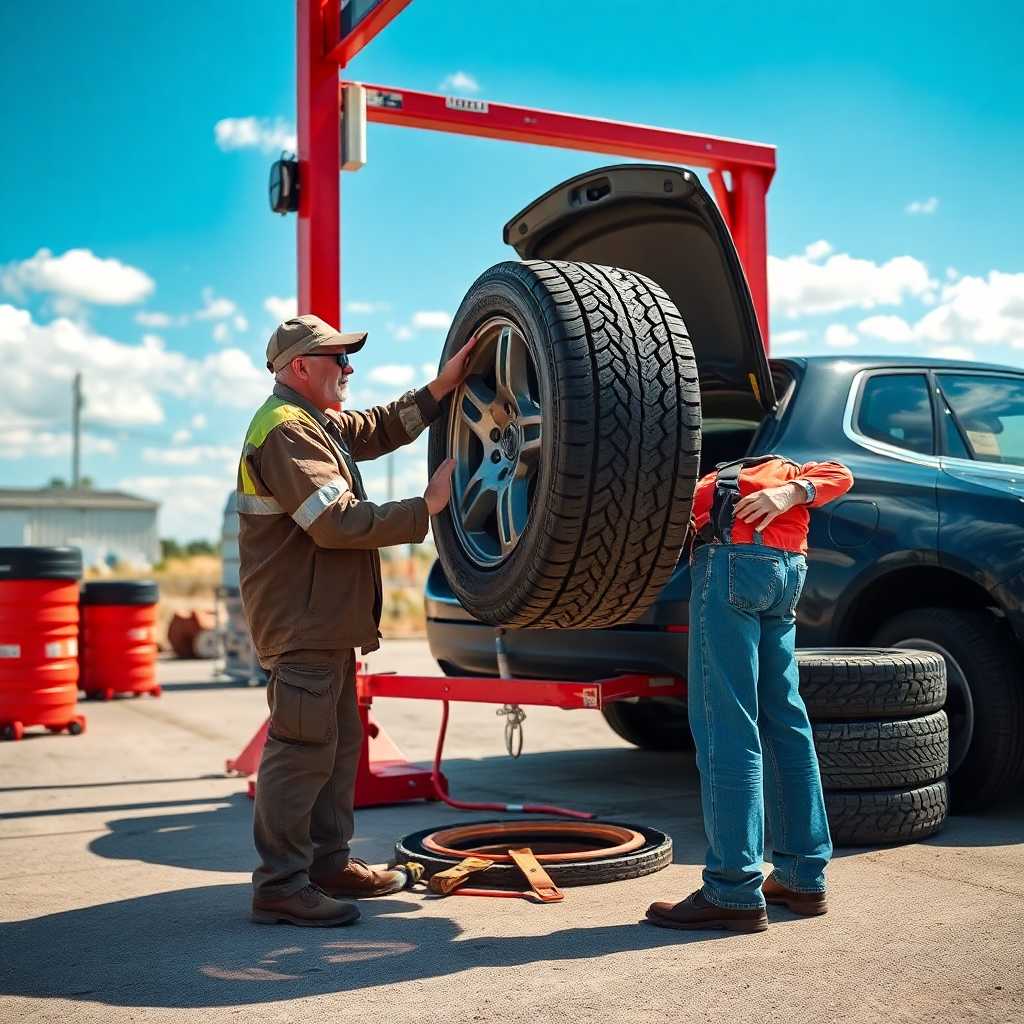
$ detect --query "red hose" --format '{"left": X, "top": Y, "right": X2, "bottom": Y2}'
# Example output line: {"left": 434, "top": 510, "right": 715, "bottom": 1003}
{"left": 431, "top": 700, "right": 593, "bottom": 820}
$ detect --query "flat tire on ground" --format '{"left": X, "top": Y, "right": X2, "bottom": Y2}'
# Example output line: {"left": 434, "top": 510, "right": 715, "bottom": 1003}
{"left": 797, "top": 648, "right": 946, "bottom": 720}
{"left": 825, "top": 780, "right": 949, "bottom": 846}
{"left": 394, "top": 819, "right": 673, "bottom": 888}
{"left": 813, "top": 711, "right": 949, "bottom": 790}
{"left": 428, "top": 260, "right": 701, "bottom": 629}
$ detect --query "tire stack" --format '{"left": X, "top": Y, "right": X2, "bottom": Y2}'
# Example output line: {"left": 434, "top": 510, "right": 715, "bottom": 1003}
{"left": 798, "top": 649, "right": 950, "bottom": 846}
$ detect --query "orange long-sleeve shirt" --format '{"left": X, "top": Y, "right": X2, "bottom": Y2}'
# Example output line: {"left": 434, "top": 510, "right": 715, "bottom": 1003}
{"left": 692, "top": 458, "right": 854, "bottom": 555}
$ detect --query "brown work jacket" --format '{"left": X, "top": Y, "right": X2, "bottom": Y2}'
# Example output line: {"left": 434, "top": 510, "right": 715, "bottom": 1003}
{"left": 236, "top": 381, "right": 441, "bottom": 660}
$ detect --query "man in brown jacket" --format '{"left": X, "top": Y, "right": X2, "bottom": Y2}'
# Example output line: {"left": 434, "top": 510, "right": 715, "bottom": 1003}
{"left": 239, "top": 314, "right": 473, "bottom": 927}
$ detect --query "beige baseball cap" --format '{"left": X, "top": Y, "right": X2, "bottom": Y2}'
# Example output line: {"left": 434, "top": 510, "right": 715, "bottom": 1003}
{"left": 265, "top": 314, "right": 368, "bottom": 372}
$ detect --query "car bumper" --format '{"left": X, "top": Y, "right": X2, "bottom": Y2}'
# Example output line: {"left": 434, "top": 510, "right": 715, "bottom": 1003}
{"left": 425, "top": 617, "right": 689, "bottom": 681}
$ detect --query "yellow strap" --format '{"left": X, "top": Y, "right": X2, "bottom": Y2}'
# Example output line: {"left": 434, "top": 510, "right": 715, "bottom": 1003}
{"left": 428, "top": 856, "right": 495, "bottom": 895}
{"left": 508, "top": 848, "right": 564, "bottom": 903}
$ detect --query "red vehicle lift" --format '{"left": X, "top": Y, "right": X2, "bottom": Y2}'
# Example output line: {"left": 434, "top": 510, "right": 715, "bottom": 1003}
{"left": 227, "top": 661, "right": 686, "bottom": 812}
{"left": 231, "top": 3, "right": 773, "bottom": 810}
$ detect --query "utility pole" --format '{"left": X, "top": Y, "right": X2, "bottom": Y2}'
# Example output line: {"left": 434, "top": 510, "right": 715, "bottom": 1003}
{"left": 71, "top": 372, "right": 83, "bottom": 488}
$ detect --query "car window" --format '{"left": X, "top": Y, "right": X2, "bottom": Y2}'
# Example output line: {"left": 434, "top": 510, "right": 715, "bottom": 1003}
{"left": 856, "top": 374, "right": 934, "bottom": 455}
{"left": 940, "top": 402, "right": 972, "bottom": 459}
{"left": 936, "top": 373, "right": 1024, "bottom": 465}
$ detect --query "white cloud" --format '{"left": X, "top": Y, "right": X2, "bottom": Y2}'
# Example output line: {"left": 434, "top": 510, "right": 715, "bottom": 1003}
{"left": 391, "top": 325, "right": 414, "bottom": 341}
{"left": 135, "top": 311, "right": 176, "bottom": 328}
{"left": 142, "top": 444, "right": 238, "bottom": 468}
{"left": 0, "top": 305, "right": 267, "bottom": 433}
{"left": 214, "top": 117, "right": 296, "bottom": 154}
{"left": 191, "top": 413, "right": 208, "bottom": 430}
{"left": 929, "top": 344, "right": 976, "bottom": 361}
{"left": 906, "top": 197, "right": 939, "bottom": 215}
{"left": 438, "top": 71, "right": 481, "bottom": 94}
{"left": 171, "top": 429, "right": 191, "bottom": 444}
{"left": 771, "top": 329, "right": 808, "bottom": 346}
{"left": 195, "top": 288, "right": 238, "bottom": 320}
{"left": 913, "top": 271, "right": 1024, "bottom": 347}
{"left": 421, "top": 362, "right": 438, "bottom": 378}
{"left": 212, "top": 322, "right": 230, "bottom": 343}
{"left": 368, "top": 364, "right": 416, "bottom": 387}
{"left": 769, "top": 245, "right": 936, "bottom": 318}
{"left": 946, "top": 267, "right": 960, "bottom": 281}
{"left": 0, "top": 429, "right": 116, "bottom": 461}
{"left": 411, "top": 310, "right": 453, "bottom": 331}
{"left": 264, "top": 295, "right": 297, "bottom": 321}
{"left": 804, "top": 240, "right": 833, "bottom": 261}
{"left": 824, "top": 324, "right": 859, "bottom": 349}
{"left": 233, "top": 314, "right": 248, "bottom": 331}
{"left": 119, "top": 473, "right": 235, "bottom": 542}
{"left": 2, "top": 248, "right": 154, "bottom": 305}
{"left": 346, "top": 300, "right": 391, "bottom": 315}
{"left": 857, "top": 315, "right": 916, "bottom": 344}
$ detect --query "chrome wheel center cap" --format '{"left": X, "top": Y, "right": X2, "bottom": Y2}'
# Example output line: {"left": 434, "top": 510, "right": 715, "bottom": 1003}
{"left": 500, "top": 423, "right": 521, "bottom": 461}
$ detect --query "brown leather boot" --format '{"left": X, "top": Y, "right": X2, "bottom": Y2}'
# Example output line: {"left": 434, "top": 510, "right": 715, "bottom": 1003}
{"left": 762, "top": 874, "right": 828, "bottom": 916}
{"left": 310, "top": 857, "right": 407, "bottom": 898}
{"left": 251, "top": 884, "right": 361, "bottom": 927}
{"left": 646, "top": 890, "right": 768, "bottom": 933}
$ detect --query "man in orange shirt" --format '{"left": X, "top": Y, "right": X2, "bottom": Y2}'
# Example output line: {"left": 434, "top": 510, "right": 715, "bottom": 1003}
{"left": 647, "top": 455, "right": 854, "bottom": 933}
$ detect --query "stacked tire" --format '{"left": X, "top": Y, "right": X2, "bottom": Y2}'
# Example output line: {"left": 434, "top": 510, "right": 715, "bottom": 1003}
{"left": 798, "top": 649, "right": 950, "bottom": 846}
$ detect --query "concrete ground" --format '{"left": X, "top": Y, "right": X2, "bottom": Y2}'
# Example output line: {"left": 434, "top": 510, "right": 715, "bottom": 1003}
{"left": 1, "top": 640, "right": 1022, "bottom": 1024}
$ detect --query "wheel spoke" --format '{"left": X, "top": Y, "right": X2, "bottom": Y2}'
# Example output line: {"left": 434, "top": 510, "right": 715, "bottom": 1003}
{"left": 495, "top": 326, "right": 530, "bottom": 405}
{"left": 497, "top": 476, "right": 530, "bottom": 554}
{"left": 460, "top": 463, "right": 499, "bottom": 531}
{"left": 459, "top": 376, "right": 497, "bottom": 442}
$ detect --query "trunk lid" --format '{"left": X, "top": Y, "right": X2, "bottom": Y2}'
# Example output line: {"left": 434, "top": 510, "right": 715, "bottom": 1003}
{"left": 503, "top": 163, "right": 776, "bottom": 415}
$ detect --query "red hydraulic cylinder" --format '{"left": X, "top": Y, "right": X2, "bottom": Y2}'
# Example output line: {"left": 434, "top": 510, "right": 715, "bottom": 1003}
{"left": 0, "top": 547, "right": 85, "bottom": 740}
{"left": 79, "top": 581, "right": 160, "bottom": 701}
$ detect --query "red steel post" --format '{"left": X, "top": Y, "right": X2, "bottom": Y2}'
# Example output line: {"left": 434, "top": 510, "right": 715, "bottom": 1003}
{"left": 730, "top": 166, "right": 771, "bottom": 351}
{"left": 297, "top": 0, "right": 342, "bottom": 325}
{"left": 325, "top": 0, "right": 414, "bottom": 65}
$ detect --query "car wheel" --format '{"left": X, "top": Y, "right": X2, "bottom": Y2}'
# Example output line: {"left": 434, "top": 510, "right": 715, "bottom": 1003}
{"left": 601, "top": 700, "right": 694, "bottom": 752}
{"left": 872, "top": 608, "right": 1024, "bottom": 811}
{"left": 428, "top": 260, "right": 701, "bottom": 628}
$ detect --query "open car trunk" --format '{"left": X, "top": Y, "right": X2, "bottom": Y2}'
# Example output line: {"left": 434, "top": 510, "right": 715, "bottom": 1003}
{"left": 504, "top": 163, "right": 777, "bottom": 422}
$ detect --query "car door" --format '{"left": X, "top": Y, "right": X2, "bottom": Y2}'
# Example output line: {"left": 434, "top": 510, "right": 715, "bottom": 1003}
{"left": 805, "top": 368, "right": 941, "bottom": 642}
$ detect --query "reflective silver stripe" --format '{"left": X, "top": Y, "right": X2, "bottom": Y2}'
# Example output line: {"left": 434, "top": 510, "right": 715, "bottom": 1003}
{"left": 236, "top": 493, "right": 284, "bottom": 515}
{"left": 399, "top": 399, "right": 426, "bottom": 439}
{"left": 293, "top": 478, "right": 349, "bottom": 530}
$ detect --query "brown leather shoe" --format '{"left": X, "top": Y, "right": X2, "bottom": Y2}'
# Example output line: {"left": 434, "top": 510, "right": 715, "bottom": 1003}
{"left": 311, "top": 858, "right": 407, "bottom": 899}
{"left": 646, "top": 890, "right": 768, "bottom": 933}
{"left": 251, "top": 884, "right": 360, "bottom": 927}
{"left": 762, "top": 874, "right": 828, "bottom": 916}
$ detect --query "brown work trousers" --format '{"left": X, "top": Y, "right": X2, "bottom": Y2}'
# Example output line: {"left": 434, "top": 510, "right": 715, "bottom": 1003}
{"left": 252, "top": 648, "right": 362, "bottom": 899}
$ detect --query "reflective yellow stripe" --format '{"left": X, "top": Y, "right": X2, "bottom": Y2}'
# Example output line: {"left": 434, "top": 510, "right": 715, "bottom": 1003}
{"left": 239, "top": 397, "right": 322, "bottom": 497}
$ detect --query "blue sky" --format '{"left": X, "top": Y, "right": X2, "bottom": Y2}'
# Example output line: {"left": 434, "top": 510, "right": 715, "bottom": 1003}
{"left": 1, "top": 1, "right": 1021, "bottom": 542}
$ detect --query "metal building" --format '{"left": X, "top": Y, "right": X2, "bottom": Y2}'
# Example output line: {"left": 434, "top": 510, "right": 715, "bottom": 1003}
{"left": 0, "top": 487, "right": 160, "bottom": 568}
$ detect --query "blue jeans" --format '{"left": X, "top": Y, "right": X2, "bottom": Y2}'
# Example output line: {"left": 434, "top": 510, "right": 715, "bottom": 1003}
{"left": 687, "top": 539, "right": 832, "bottom": 909}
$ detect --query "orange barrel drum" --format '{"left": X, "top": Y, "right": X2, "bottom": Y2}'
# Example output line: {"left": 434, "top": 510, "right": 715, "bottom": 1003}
{"left": 80, "top": 581, "right": 161, "bottom": 701}
{"left": 0, "top": 546, "right": 85, "bottom": 741}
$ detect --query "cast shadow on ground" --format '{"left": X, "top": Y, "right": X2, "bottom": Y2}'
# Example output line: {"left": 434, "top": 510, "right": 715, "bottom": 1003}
{"left": 0, "top": 883, "right": 760, "bottom": 1010}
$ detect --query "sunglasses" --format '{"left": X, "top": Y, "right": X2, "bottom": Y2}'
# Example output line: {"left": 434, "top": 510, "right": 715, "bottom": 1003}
{"left": 306, "top": 351, "right": 351, "bottom": 369}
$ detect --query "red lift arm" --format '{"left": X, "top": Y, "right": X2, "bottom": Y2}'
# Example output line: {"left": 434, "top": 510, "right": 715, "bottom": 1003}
{"left": 296, "top": 0, "right": 776, "bottom": 348}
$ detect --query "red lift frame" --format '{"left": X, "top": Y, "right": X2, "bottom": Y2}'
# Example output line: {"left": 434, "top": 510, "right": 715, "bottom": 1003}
{"left": 249, "top": 2, "right": 775, "bottom": 808}
{"left": 297, "top": 0, "right": 777, "bottom": 348}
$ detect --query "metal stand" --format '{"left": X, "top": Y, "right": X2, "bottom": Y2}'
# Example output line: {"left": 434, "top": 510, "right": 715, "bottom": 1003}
{"left": 226, "top": 646, "right": 685, "bottom": 808}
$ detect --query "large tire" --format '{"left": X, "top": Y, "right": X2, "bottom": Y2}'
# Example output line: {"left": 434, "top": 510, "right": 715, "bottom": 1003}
{"left": 825, "top": 781, "right": 949, "bottom": 846}
{"left": 813, "top": 712, "right": 949, "bottom": 790}
{"left": 395, "top": 820, "right": 673, "bottom": 888}
{"left": 797, "top": 649, "right": 946, "bottom": 720}
{"left": 872, "top": 608, "right": 1024, "bottom": 811}
{"left": 428, "top": 260, "right": 701, "bottom": 629}
{"left": 601, "top": 700, "right": 694, "bottom": 752}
